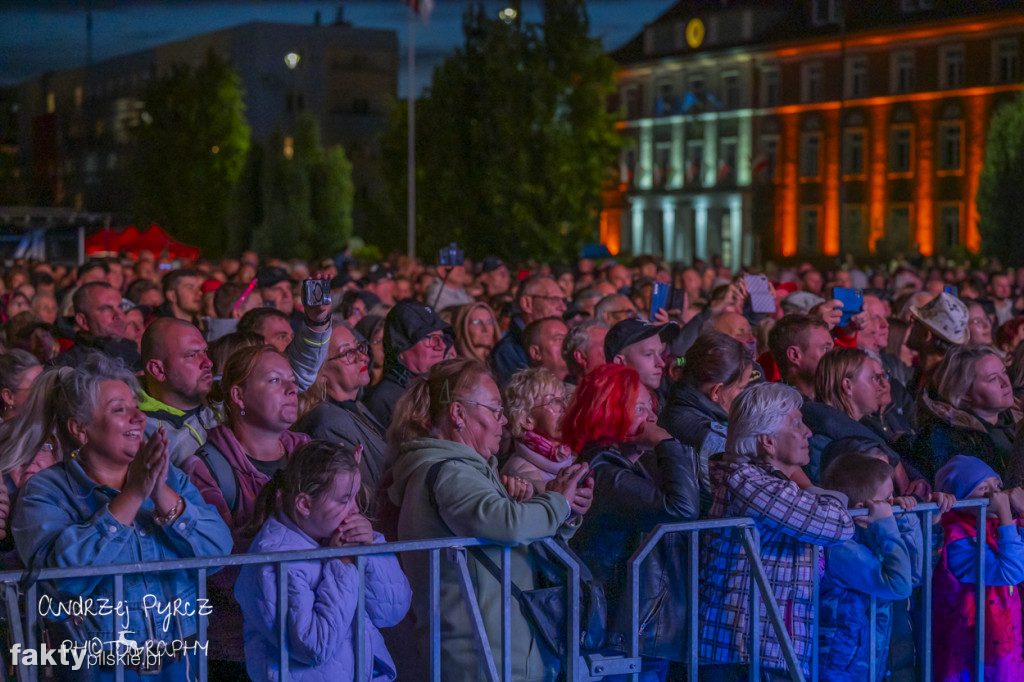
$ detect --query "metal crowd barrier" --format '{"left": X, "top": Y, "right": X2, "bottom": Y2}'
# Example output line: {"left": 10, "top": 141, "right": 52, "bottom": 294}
{"left": 0, "top": 498, "right": 995, "bottom": 682}
{"left": 0, "top": 535, "right": 582, "bottom": 682}
{"left": 625, "top": 499, "right": 991, "bottom": 682}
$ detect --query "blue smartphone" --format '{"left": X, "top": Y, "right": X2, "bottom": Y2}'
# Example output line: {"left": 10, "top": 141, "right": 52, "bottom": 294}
{"left": 650, "top": 281, "right": 669, "bottom": 320}
{"left": 945, "top": 285, "right": 959, "bottom": 297}
{"left": 833, "top": 287, "right": 864, "bottom": 327}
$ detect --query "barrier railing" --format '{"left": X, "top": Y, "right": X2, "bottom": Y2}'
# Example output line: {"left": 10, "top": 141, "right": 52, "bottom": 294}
{"left": 0, "top": 535, "right": 582, "bottom": 682}
{"left": 625, "top": 499, "right": 991, "bottom": 682}
{"left": 0, "top": 499, "right": 994, "bottom": 682}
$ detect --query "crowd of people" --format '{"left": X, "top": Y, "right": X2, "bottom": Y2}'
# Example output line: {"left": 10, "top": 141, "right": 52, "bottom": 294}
{"left": 2, "top": 247, "right": 1024, "bottom": 681}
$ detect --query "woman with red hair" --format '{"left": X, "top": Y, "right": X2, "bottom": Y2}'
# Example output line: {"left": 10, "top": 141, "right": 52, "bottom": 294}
{"left": 566, "top": 363, "right": 700, "bottom": 678}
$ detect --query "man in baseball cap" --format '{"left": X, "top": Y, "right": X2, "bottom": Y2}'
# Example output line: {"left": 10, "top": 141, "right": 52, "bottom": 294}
{"left": 605, "top": 318, "right": 678, "bottom": 396}
{"left": 363, "top": 299, "right": 454, "bottom": 426}
{"left": 479, "top": 256, "right": 511, "bottom": 297}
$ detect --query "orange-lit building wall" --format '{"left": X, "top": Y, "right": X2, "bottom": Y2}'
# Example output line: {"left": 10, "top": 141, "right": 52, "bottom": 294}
{"left": 966, "top": 94, "right": 991, "bottom": 253}
{"left": 824, "top": 108, "right": 840, "bottom": 256}
{"left": 778, "top": 115, "right": 800, "bottom": 257}
{"left": 914, "top": 99, "right": 935, "bottom": 256}
{"left": 868, "top": 104, "right": 890, "bottom": 253}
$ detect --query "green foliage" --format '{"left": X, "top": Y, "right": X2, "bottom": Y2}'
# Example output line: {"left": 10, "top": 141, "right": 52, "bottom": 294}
{"left": 978, "top": 92, "right": 1024, "bottom": 265}
{"left": 131, "top": 49, "right": 250, "bottom": 258}
{"left": 238, "top": 114, "right": 354, "bottom": 260}
{"left": 377, "top": 0, "right": 621, "bottom": 263}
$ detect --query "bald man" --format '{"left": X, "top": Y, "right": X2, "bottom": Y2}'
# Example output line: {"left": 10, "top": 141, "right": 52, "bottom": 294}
{"left": 139, "top": 318, "right": 218, "bottom": 465}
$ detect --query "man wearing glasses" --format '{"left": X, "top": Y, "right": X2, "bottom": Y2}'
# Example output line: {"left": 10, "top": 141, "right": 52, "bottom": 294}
{"left": 364, "top": 299, "right": 454, "bottom": 426}
{"left": 491, "top": 274, "right": 567, "bottom": 386}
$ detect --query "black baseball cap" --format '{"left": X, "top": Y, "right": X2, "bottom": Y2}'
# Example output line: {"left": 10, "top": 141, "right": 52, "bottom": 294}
{"left": 480, "top": 256, "right": 506, "bottom": 274}
{"left": 256, "top": 266, "right": 292, "bottom": 289}
{"left": 604, "top": 318, "right": 677, "bottom": 362}
{"left": 365, "top": 264, "right": 393, "bottom": 284}
{"left": 384, "top": 300, "right": 453, "bottom": 362}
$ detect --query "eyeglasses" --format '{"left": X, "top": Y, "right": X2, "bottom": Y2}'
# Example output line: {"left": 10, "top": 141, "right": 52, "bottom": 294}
{"left": 327, "top": 342, "right": 369, "bottom": 365}
{"left": 872, "top": 371, "right": 891, "bottom": 385}
{"left": 635, "top": 402, "right": 655, "bottom": 416}
{"left": 470, "top": 318, "right": 497, "bottom": 328}
{"left": 539, "top": 396, "right": 568, "bottom": 413}
{"left": 461, "top": 399, "right": 505, "bottom": 421}
{"left": 531, "top": 294, "right": 566, "bottom": 305}
{"left": 422, "top": 333, "right": 451, "bottom": 350}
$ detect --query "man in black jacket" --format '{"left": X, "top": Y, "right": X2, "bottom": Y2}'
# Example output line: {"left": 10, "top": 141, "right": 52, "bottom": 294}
{"left": 364, "top": 299, "right": 452, "bottom": 427}
{"left": 51, "top": 282, "right": 141, "bottom": 372}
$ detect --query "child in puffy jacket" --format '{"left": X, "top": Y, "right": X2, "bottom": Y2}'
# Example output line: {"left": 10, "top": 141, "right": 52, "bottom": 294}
{"left": 236, "top": 440, "right": 412, "bottom": 681}
{"left": 932, "top": 455, "right": 1024, "bottom": 682}
{"left": 818, "top": 453, "right": 923, "bottom": 682}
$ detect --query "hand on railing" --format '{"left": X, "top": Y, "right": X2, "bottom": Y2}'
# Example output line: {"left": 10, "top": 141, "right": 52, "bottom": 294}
{"left": 858, "top": 500, "right": 893, "bottom": 525}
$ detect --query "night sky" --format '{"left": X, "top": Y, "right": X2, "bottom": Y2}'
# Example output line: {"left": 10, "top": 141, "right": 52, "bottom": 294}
{"left": 0, "top": 0, "right": 677, "bottom": 93}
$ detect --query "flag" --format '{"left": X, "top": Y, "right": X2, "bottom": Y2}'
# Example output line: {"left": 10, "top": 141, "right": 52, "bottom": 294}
{"left": 405, "top": 0, "right": 434, "bottom": 23}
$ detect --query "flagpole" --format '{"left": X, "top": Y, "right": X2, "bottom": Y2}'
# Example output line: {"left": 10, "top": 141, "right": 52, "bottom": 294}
{"left": 407, "top": 5, "right": 416, "bottom": 258}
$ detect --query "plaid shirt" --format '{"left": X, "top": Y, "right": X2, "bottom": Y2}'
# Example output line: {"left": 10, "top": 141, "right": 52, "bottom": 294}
{"left": 698, "top": 453, "right": 854, "bottom": 676}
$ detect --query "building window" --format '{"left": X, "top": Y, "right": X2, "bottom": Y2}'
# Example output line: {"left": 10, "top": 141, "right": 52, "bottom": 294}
{"left": 939, "top": 203, "right": 961, "bottom": 250}
{"left": 46, "top": 92, "right": 55, "bottom": 114}
{"left": 74, "top": 86, "right": 83, "bottom": 108}
{"left": 812, "top": 0, "right": 840, "bottom": 26}
{"left": 283, "top": 137, "right": 294, "bottom": 160}
{"left": 719, "top": 137, "right": 737, "bottom": 184}
{"left": 802, "top": 62, "right": 824, "bottom": 103}
{"left": 892, "top": 52, "right": 915, "bottom": 94}
{"left": 624, "top": 87, "right": 640, "bottom": 119}
{"left": 686, "top": 140, "right": 704, "bottom": 186}
{"left": 890, "top": 127, "right": 913, "bottom": 173}
{"left": 842, "top": 206, "right": 865, "bottom": 252}
{"left": 801, "top": 133, "right": 821, "bottom": 178}
{"left": 621, "top": 148, "right": 637, "bottom": 187}
{"left": 761, "top": 67, "right": 780, "bottom": 107}
{"left": 723, "top": 72, "right": 740, "bottom": 109}
{"left": 888, "top": 206, "right": 912, "bottom": 250}
{"left": 847, "top": 56, "right": 868, "bottom": 98}
{"left": 656, "top": 81, "right": 675, "bottom": 116}
{"left": 286, "top": 93, "right": 305, "bottom": 113}
{"left": 901, "top": 0, "right": 933, "bottom": 11}
{"left": 800, "top": 207, "right": 820, "bottom": 251}
{"left": 844, "top": 129, "right": 865, "bottom": 175}
{"left": 938, "top": 122, "right": 962, "bottom": 172}
{"left": 940, "top": 45, "right": 964, "bottom": 89}
{"left": 994, "top": 39, "right": 1019, "bottom": 84}
{"left": 654, "top": 143, "right": 671, "bottom": 188}
{"left": 759, "top": 136, "right": 779, "bottom": 180}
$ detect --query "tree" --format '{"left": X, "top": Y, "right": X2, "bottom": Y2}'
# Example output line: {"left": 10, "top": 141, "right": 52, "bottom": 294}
{"left": 978, "top": 92, "right": 1024, "bottom": 265}
{"left": 131, "top": 49, "right": 250, "bottom": 258}
{"left": 377, "top": 0, "right": 621, "bottom": 263}
{"left": 238, "top": 114, "right": 354, "bottom": 260}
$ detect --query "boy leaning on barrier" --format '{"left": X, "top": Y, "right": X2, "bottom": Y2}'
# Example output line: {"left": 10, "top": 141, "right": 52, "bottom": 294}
{"left": 817, "top": 453, "right": 924, "bottom": 682}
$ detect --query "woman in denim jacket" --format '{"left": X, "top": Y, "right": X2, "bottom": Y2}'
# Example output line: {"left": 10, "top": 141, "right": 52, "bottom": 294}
{"left": 12, "top": 353, "right": 232, "bottom": 681}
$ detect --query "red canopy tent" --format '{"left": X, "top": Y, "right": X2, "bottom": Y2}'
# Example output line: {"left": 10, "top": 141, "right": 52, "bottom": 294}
{"left": 122, "top": 224, "right": 200, "bottom": 260}
{"left": 84, "top": 225, "right": 140, "bottom": 255}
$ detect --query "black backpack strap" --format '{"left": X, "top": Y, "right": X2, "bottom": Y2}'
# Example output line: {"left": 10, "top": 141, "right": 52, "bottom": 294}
{"left": 196, "top": 441, "right": 239, "bottom": 513}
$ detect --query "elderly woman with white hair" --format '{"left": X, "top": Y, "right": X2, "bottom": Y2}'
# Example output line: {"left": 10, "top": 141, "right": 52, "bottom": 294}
{"left": 698, "top": 382, "right": 854, "bottom": 682}
{"left": 500, "top": 367, "right": 575, "bottom": 496}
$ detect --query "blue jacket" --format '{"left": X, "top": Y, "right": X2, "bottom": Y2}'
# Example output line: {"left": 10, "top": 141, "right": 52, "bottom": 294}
{"left": 235, "top": 513, "right": 411, "bottom": 682}
{"left": 12, "top": 456, "right": 232, "bottom": 643}
{"left": 818, "top": 514, "right": 923, "bottom": 682}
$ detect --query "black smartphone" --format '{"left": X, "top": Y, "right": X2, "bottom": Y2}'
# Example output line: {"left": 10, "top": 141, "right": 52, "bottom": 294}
{"left": 301, "top": 279, "right": 332, "bottom": 307}
{"left": 668, "top": 287, "right": 686, "bottom": 311}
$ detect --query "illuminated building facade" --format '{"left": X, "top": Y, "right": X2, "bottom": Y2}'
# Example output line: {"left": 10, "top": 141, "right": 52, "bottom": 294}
{"left": 608, "top": 0, "right": 1024, "bottom": 264}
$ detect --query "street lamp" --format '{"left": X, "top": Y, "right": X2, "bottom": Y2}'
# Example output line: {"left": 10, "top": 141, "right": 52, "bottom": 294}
{"left": 284, "top": 52, "right": 301, "bottom": 70}
{"left": 499, "top": 8, "right": 517, "bottom": 24}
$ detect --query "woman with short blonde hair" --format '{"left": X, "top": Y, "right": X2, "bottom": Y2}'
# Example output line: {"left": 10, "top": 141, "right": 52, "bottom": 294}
{"left": 500, "top": 367, "right": 574, "bottom": 494}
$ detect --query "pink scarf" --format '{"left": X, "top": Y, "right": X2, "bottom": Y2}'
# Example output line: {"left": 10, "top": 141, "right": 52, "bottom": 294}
{"left": 520, "top": 430, "right": 571, "bottom": 463}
